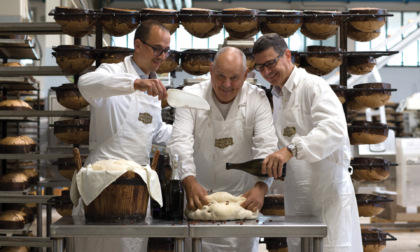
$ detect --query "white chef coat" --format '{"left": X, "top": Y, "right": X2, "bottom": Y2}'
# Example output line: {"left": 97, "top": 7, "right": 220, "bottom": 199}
{"left": 67, "top": 56, "right": 172, "bottom": 252}
{"left": 167, "top": 81, "right": 278, "bottom": 252}
{"left": 272, "top": 67, "right": 362, "bottom": 252}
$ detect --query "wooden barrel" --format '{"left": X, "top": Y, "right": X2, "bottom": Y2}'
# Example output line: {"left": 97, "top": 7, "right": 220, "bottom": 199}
{"left": 84, "top": 171, "right": 149, "bottom": 222}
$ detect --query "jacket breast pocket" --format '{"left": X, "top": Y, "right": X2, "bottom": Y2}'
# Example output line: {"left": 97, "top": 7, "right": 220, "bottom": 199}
{"left": 283, "top": 106, "right": 311, "bottom": 137}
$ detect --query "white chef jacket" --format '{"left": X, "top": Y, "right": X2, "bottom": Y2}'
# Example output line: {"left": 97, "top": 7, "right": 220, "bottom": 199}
{"left": 273, "top": 67, "right": 362, "bottom": 252}
{"left": 67, "top": 56, "right": 172, "bottom": 252}
{"left": 167, "top": 81, "right": 278, "bottom": 252}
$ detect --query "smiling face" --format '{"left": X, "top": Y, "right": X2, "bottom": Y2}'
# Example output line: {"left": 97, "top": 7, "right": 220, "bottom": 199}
{"left": 253, "top": 47, "right": 294, "bottom": 88}
{"left": 133, "top": 25, "right": 171, "bottom": 74}
{"left": 210, "top": 48, "right": 248, "bottom": 104}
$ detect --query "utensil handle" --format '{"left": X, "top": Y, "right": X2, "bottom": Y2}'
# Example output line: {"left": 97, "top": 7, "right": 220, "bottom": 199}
{"left": 73, "top": 147, "right": 83, "bottom": 172}
{"left": 151, "top": 149, "right": 160, "bottom": 171}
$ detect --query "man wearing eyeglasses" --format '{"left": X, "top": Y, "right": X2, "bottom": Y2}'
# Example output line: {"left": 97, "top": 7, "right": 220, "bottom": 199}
{"left": 70, "top": 20, "right": 172, "bottom": 252}
{"left": 253, "top": 33, "right": 362, "bottom": 252}
{"left": 167, "top": 46, "right": 278, "bottom": 252}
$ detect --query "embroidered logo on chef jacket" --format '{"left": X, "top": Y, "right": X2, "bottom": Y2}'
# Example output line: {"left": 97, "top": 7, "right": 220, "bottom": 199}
{"left": 283, "top": 126, "right": 296, "bottom": 137}
{"left": 138, "top": 112, "right": 153, "bottom": 124}
{"left": 214, "top": 137, "right": 234, "bottom": 149}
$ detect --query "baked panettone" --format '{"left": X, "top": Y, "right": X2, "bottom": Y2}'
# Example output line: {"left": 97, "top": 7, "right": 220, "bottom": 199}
{"left": 18, "top": 168, "right": 38, "bottom": 185}
{"left": 180, "top": 8, "right": 223, "bottom": 38}
{"left": 140, "top": 8, "right": 179, "bottom": 34}
{"left": 0, "top": 247, "right": 29, "bottom": 252}
{"left": 5, "top": 205, "right": 34, "bottom": 223}
{"left": 0, "top": 136, "right": 36, "bottom": 154}
{"left": 51, "top": 83, "right": 89, "bottom": 111}
{"left": 0, "top": 210, "right": 25, "bottom": 229}
{"left": 2, "top": 62, "right": 22, "bottom": 67}
{"left": 0, "top": 100, "right": 33, "bottom": 110}
{"left": 0, "top": 172, "right": 29, "bottom": 191}
{"left": 53, "top": 119, "right": 90, "bottom": 145}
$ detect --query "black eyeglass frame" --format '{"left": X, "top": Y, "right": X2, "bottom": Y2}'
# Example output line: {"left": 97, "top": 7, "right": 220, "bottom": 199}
{"left": 254, "top": 50, "right": 286, "bottom": 72}
{"left": 140, "top": 39, "right": 170, "bottom": 57}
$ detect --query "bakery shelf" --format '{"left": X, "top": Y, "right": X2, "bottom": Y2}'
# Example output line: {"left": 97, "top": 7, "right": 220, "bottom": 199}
{"left": 0, "top": 222, "right": 31, "bottom": 235}
{"left": 0, "top": 236, "right": 53, "bottom": 247}
{"left": 0, "top": 194, "right": 54, "bottom": 204}
{"left": 0, "top": 22, "right": 63, "bottom": 35}
{"left": 0, "top": 37, "right": 39, "bottom": 60}
{"left": 0, "top": 66, "right": 95, "bottom": 77}
{"left": 0, "top": 186, "right": 34, "bottom": 196}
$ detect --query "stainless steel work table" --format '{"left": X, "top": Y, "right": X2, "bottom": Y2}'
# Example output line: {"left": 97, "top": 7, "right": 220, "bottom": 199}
{"left": 50, "top": 215, "right": 326, "bottom": 252}
{"left": 50, "top": 216, "right": 189, "bottom": 252}
{"left": 189, "top": 215, "right": 327, "bottom": 252}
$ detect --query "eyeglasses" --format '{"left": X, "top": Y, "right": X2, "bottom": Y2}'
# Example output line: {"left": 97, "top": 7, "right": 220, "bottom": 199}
{"left": 254, "top": 51, "right": 285, "bottom": 72}
{"left": 140, "top": 40, "right": 170, "bottom": 57}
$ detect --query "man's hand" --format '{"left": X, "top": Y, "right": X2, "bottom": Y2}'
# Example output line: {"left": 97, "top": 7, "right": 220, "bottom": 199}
{"left": 262, "top": 147, "right": 292, "bottom": 178}
{"left": 134, "top": 79, "right": 167, "bottom": 100}
{"left": 241, "top": 182, "right": 268, "bottom": 212}
{"left": 182, "top": 176, "right": 209, "bottom": 211}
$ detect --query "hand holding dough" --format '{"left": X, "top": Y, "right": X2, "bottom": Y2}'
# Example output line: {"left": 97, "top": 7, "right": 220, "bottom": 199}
{"left": 185, "top": 192, "right": 258, "bottom": 221}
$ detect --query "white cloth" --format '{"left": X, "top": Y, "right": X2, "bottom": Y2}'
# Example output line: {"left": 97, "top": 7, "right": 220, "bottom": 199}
{"left": 67, "top": 56, "right": 172, "bottom": 252}
{"left": 272, "top": 67, "right": 362, "bottom": 252}
{"left": 167, "top": 81, "right": 278, "bottom": 252}
{"left": 71, "top": 161, "right": 162, "bottom": 207}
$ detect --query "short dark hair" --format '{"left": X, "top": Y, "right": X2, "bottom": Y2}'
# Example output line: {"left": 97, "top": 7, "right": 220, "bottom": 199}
{"left": 134, "top": 19, "right": 169, "bottom": 43}
{"left": 252, "top": 33, "right": 288, "bottom": 55}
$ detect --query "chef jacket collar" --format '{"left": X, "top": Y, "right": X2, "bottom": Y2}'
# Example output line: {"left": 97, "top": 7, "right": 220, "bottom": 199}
{"left": 271, "top": 66, "right": 298, "bottom": 99}
{"left": 130, "top": 57, "right": 157, "bottom": 80}
{"left": 206, "top": 80, "right": 248, "bottom": 107}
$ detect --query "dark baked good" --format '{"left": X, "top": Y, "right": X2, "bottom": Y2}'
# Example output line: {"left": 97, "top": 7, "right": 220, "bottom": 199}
{"left": 0, "top": 173, "right": 29, "bottom": 191}
{"left": 180, "top": 8, "right": 223, "bottom": 38}
{"left": 301, "top": 11, "right": 340, "bottom": 40}
{"left": 51, "top": 83, "right": 89, "bottom": 111}
{"left": 140, "top": 8, "right": 179, "bottom": 34}
{"left": 348, "top": 56, "right": 376, "bottom": 75}
{"left": 0, "top": 246, "right": 29, "bottom": 252}
{"left": 157, "top": 50, "right": 180, "bottom": 74}
{"left": 0, "top": 136, "right": 36, "bottom": 154}
{"left": 53, "top": 7, "right": 96, "bottom": 37}
{"left": 0, "top": 210, "right": 25, "bottom": 229}
{"left": 180, "top": 49, "right": 216, "bottom": 76}
{"left": 100, "top": 8, "right": 139, "bottom": 37}
{"left": 52, "top": 45, "right": 95, "bottom": 75}
{"left": 53, "top": 119, "right": 90, "bottom": 145}
{"left": 222, "top": 8, "right": 260, "bottom": 39}
{"left": 349, "top": 8, "right": 387, "bottom": 32}
{"left": 261, "top": 10, "right": 303, "bottom": 38}
{"left": 0, "top": 100, "right": 32, "bottom": 110}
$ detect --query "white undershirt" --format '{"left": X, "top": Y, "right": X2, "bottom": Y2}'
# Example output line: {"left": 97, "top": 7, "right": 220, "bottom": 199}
{"left": 213, "top": 91, "right": 233, "bottom": 120}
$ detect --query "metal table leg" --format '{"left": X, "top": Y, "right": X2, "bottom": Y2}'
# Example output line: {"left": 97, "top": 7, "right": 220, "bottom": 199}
{"left": 301, "top": 237, "right": 310, "bottom": 252}
{"left": 192, "top": 238, "right": 202, "bottom": 252}
{"left": 313, "top": 238, "right": 323, "bottom": 252}
{"left": 175, "top": 238, "right": 185, "bottom": 252}
{"left": 53, "top": 238, "right": 64, "bottom": 252}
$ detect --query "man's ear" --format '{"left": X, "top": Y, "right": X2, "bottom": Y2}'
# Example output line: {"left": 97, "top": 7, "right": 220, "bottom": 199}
{"left": 134, "top": 39, "right": 142, "bottom": 51}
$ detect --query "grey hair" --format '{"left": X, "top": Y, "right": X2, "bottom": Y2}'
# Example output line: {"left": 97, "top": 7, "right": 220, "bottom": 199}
{"left": 213, "top": 46, "right": 247, "bottom": 73}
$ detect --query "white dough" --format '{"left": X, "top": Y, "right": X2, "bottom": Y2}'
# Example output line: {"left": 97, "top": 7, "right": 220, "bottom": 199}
{"left": 185, "top": 192, "right": 258, "bottom": 221}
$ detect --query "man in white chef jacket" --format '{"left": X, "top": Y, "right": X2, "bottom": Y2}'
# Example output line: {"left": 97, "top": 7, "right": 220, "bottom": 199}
{"left": 68, "top": 20, "right": 172, "bottom": 252}
{"left": 252, "top": 33, "right": 363, "bottom": 252}
{"left": 167, "top": 46, "right": 278, "bottom": 252}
